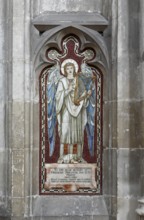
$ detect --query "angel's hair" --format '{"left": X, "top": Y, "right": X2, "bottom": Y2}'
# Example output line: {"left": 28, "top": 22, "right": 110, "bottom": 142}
{"left": 64, "top": 62, "right": 76, "bottom": 77}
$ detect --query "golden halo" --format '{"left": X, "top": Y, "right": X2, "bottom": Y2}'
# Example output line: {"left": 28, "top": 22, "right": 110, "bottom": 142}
{"left": 61, "top": 59, "right": 79, "bottom": 75}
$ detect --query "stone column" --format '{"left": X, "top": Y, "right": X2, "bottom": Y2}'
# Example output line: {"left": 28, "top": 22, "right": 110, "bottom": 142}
{"left": 116, "top": 0, "right": 130, "bottom": 219}
{"left": 11, "top": 0, "right": 25, "bottom": 217}
{"left": 11, "top": 0, "right": 31, "bottom": 219}
{"left": 0, "top": 0, "right": 12, "bottom": 217}
{"left": 139, "top": 0, "right": 144, "bottom": 196}
{"left": 136, "top": 0, "right": 144, "bottom": 218}
{"left": 117, "top": 0, "right": 141, "bottom": 219}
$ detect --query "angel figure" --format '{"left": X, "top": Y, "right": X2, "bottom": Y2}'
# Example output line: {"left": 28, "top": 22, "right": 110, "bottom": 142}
{"left": 47, "top": 59, "right": 96, "bottom": 164}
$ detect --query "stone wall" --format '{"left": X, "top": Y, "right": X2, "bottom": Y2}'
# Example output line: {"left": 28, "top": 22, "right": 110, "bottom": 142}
{"left": 0, "top": 0, "right": 143, "bottom": 220}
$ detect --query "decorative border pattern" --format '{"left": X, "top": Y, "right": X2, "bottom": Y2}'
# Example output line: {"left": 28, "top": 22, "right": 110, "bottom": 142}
{"left": 40, "top": 70, "right": 48, "bottom": 193}
{"left": 95, "top": 72, "right": 102, "bottom": 193}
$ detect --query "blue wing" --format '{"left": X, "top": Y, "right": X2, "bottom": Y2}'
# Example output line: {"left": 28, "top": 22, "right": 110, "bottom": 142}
{"left": 86, "top": 86, "right": 96, "bottom": 156}
{"left": 80, "top": 63, "right": 96, "bottom": 156}
{"left": 46, "top": 65, "right": 61, "bottom": 156}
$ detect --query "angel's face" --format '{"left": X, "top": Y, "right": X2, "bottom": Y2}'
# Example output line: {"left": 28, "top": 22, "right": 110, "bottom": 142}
{"left": 65, "top": 65, "right": 74, "bottom": 79}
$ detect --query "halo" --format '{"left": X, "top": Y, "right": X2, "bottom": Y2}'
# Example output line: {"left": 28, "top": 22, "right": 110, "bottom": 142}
{"left": 61, "top": 59, "right": 79, "bottom": 75}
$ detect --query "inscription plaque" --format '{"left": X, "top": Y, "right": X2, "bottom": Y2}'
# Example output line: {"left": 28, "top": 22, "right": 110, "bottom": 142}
{"left": 45, "top": 164, "right": 96, "bottom": 192}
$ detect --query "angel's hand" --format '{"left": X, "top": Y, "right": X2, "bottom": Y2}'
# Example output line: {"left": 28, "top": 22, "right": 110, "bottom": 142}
{"left": 92, "top": 75, "right": 96, "bottom": 81}
{"left": 74, "top": 100, "right": 80, "bottom": 106}
{"left": 87, "top": 90, "right": 92, "bottom": 97}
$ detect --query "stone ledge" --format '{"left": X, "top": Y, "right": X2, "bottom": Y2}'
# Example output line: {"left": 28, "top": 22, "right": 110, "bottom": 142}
{"left": 32, "top": 12, "right": 108, "bottom": 32}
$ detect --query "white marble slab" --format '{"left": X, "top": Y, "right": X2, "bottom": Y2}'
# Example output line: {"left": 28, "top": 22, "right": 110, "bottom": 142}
{"left": 45, "top": 163, "right": 96, "bottom": 192}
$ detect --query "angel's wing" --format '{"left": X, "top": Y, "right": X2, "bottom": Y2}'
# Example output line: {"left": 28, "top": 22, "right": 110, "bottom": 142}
{"left": 80, "top": 63, "right": 96, "bottom": 156}
{"left": 46, "top": 64, "right": 62, "bottom": 156}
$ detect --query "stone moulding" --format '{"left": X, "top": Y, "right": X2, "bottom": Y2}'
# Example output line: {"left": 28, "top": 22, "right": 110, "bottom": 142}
{"left": 32, "top": 12, "right": 109, "bottom": 32}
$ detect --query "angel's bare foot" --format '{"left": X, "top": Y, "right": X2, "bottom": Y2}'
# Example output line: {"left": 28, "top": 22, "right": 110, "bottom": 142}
{"left": 57, "top": 157, "right": 64, "bottom": 164}
{"left": 70, "top": 159, "right": 78, "bottom": 164}
{"left": 79, "top": 158, "right": 87, "bottom": 163}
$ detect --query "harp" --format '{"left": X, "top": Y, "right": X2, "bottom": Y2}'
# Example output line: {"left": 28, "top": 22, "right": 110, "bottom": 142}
{"left": 74, "top": 73, "right": 96, "bottom": 105}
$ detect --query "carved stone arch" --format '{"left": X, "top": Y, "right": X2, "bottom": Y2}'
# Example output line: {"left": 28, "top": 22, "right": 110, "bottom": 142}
{"left": 34, "top": 25, "right": 109, "bottom": 100}
{"left": 33, "top": 23, "right": 109, "bottom": 195}
{"left": 34, "top": 25, "right": 109, "bottom": 76}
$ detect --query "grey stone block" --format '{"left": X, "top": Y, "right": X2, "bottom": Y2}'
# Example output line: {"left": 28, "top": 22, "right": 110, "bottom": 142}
{"left": 117, "top": 101, "right": 143, "bottom": 149}
{"left": 103, "top": 148, "right": 117, "bottom": 196}
{"left": 33, "top": 103, "right": 40, "bottom": 150}
{"left": 12, "top": 198, "right": 24, "bottom": 217}
{"left": 65, "top": 217, "right": 108, "bottom": 220}
{"left": 117, "top": 148, "right": 141, "bottom": 197}
{"left": 0, "top": 217, "right": 11, "bottom": 220}
{"left": 32, "top": 196, "right": 108, "bottom": 217}
{"left": 13, "top": 0, "right": 24, "bottom": 18}
{"left": 117, "top": 197, "right": 139, "bottom": 220}
{"left": 11, "top": 218, "right": 25, "bottom": 220}
{"left": 30, "top": 216, "right": 109, "bottom": 220}
{"left": 32, "top": 148, "right": 39, "bottom": 195}
{"left": 0, "top": 152, "right": 6, "bottom": 195}
{"left": 0, "top": 208, "right": 10, "bottom": 218}
{"left": 39, "top": 218, "right": 64, "bottom": 220}
{"left": 109, "top": 217, "right": 116, "bottom": 220}
{"left": 92, "top": 217, "right": 110, "bottom": 220}
{"left": 39, "top": 0, "right": 102, "bottom": 13}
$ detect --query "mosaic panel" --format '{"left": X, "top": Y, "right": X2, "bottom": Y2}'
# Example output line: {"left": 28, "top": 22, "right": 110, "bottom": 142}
{"left": 39, "top": 35, "right": 103, "bottom": 194}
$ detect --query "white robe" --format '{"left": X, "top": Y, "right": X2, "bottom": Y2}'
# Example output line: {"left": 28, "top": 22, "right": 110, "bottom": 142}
{"left": 55, "top": 77, "right": 87, "bottom": 145}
